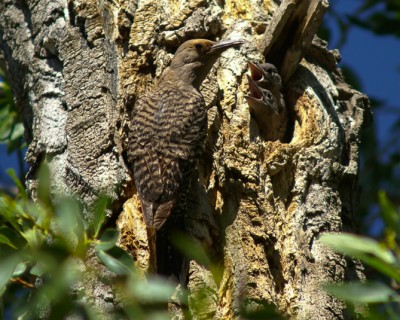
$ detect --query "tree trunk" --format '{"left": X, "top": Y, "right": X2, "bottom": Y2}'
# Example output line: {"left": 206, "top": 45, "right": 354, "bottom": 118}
{"left": 0, "top": 0, "right": 371, "bottom": 319}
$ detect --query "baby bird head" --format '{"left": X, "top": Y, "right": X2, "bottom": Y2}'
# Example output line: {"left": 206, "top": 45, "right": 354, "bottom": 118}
{"left": 248, "top": 62, "right": 282, "bottom": 90}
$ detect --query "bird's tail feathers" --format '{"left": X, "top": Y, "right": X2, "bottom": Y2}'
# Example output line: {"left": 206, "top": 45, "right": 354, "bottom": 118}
{"left": 154, "top": 201, "right": 174, "bottom": 230}
{"left": 141, "top": 198, "right": 174, "bottom": 230}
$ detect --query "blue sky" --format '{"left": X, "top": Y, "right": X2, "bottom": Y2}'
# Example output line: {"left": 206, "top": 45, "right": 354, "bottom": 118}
{"left": 326, "top": 1, "right": 400, "bottom": 148}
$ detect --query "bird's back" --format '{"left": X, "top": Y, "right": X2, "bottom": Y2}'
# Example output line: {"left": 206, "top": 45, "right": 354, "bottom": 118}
{"left": 128, "top": 82, "right": 206, "bottom": 228}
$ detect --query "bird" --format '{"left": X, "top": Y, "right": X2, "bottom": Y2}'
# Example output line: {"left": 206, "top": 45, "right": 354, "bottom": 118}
{"left": 245, "top": 62, "right": 287, "bottom": 141}
{"left": 128, "top": 39, "right": 243, "bottom": 232}
{"left": 248, "top": 62, "right": 282, "bottom": 103}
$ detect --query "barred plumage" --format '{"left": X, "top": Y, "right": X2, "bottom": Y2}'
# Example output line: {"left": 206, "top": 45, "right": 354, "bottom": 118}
{"left": 128, "top": 39, "right": 243, "bottom": 231}
{"left": 129, "top": 86, "right": 206, "bottom": 229}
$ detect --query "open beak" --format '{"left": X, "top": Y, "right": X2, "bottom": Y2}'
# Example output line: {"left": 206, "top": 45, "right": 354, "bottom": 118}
{"left": 210, "top": 39, "right": 244, "bottom": 53}
{"left": 248, "top": 62, "right": 265, "bottom": 82}
{"left": 246, "top": 75, "right": 262, "bottom": 99}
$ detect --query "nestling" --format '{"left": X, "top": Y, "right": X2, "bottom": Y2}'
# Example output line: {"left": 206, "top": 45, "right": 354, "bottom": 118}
{"left": 245, "top": 62, "right": 287, "bottom": 141}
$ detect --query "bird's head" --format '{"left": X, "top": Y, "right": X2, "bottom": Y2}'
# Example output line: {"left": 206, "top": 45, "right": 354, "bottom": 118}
{"left": 166, "top": 38, "right": 243, "bottom": 88}
{"left": 248, "top": 62, "right": 282, "bottom": 89}
{"left": 245, "top": 74, "right": 278, "bottom": 114}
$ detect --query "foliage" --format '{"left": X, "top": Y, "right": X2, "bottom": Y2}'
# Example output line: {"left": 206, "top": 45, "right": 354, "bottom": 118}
{"left": 321, "top": 0, "right": 400, "bottom": 235}
{"left": 323, "top": 0, "right": 400, "bottom": 48}
{"left": 346, "top": 1, "right": 400, "bottom": 228}
{"left": 347, "top": 0, "right": 400, "bottom": 38}
{"left": 324, "top": 10, "right": 400, "bottom": 316}
{"left": 321, "top": 192, "right": 400, "bottom": 319}
{"left": 0, "top": 70, "right": 26, "bottom": 184}
{"left": 0, "top": 167, "right": 177, "bottom": 319}
{"left": 0, "top": 167, "right": 283, "bottom": 319}
{"left": 0, "top": 70, "right": 25, "bottom": 154}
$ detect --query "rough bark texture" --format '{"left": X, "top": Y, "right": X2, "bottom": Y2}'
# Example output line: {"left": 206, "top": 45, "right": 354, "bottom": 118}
{"left": 0, "top": 0, "right": 370, "bottom": 319}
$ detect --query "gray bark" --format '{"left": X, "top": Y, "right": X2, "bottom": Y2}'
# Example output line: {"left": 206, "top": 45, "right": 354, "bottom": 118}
{"left": 0, "top": 0, "right": 370, "bottom": 319}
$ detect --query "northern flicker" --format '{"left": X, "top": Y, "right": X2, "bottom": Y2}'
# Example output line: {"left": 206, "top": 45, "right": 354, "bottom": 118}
{"left": 245, "top": 62, "right": 287, "bottom": 141}
{"left": 128, "top": 39, "right": 243, "bottom": 233}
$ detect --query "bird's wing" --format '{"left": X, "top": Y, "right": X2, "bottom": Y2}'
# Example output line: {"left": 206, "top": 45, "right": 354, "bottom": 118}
{"left": 129, "top": 87, "right": 204, "bottom": 202}
{"left": 152, "top": 86, "right": 207, "bottom": 160}
{"left": 128, "top": 87, "right": 206, "bottom": 160}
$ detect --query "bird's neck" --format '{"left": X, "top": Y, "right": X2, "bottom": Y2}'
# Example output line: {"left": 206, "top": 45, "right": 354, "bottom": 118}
{"left": 158, "top": 59, "right": 215, "bottom": 90}
{"left": 160, "top": 70, "right": 195, "bottom": 88}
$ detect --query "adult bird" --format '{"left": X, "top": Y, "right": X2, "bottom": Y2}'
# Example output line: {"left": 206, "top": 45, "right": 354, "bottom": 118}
{"left": 127, "top": 38, "right": 243, "bottom": 275}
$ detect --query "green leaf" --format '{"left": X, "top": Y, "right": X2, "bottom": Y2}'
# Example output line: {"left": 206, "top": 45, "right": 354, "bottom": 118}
{"left": 7, "top": 168, "right": 28, "bottom": 200}
{"left": 9, "top": 122, "right": 24, "bottom": 140}
{"left": 54, "top": 197, "right": 86, "bottom": 252}
{"left": 0, "top": 226, "right": 25, "bottom": 250}
{"left": 378, "top": 191, "right": 400, "bottom": 235}
{"left": 324, "top": 281, "right": 400, "bottom": 304}
{"left": 97, "top": 247, "right": 133, "bottom": 275}
{"left": 27, "top": 257, "right": 82, "bottom": 318}
{"left": 30, "top": 262, "right": 48, "bottom": 277}
{"left": 0, "top": 255, "right": 22, "bottom": 296}
{"left": 12, "top": 262, "right": 27, "bottom": 277}
{"left": 21, "top": 227, "right": 46, "bottom": 249}
{"left": 130, "top": 275, "right": 176, "bottom": 303}
{"left": 92, "top": 196, "right": 109, "bottom": 238}
{"left": 5, "top": 122, "right": 24, "bottom": 153}
{"left": 320, "top": 233, "right": 395, "bottom": 264}
{"left": 0, "top": 110, "right": 14, "bottom": 141}
{"left": 96, "top": 228, "right": 119, "bottom": 251}
{"left": 320, "top": 233, "right": 400, "bottom": 282}
{"left": 0, "top": 102, "right": 10, "bottom": 118}
{"left": 359, "top": 255, "right": 400, "bottom": 283}
{"left": 0, "top": 195, "right": 22, "bottom": 232}
{"left": 28, "top": 201, "right": 51, "bottom": 231}
{"left": 0, "top": 233, "right": 17, "bottom": 249}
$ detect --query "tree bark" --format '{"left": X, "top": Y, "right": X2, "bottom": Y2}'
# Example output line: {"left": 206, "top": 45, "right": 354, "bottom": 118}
{"left": 0, "top": 0, "right": 371, "bottom": 319}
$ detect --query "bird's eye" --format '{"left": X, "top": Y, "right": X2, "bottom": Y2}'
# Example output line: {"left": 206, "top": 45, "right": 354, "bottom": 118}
{"left": 195, "top": 43, "right": 203, "bottom": 51}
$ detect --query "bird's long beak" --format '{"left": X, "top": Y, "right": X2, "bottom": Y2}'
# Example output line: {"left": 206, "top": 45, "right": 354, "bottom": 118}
{"left": 248, "top": 62, "right": 265, "bottom": 82}
{"left": 210, "top": 39, "right": 244, "bottom": 53}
